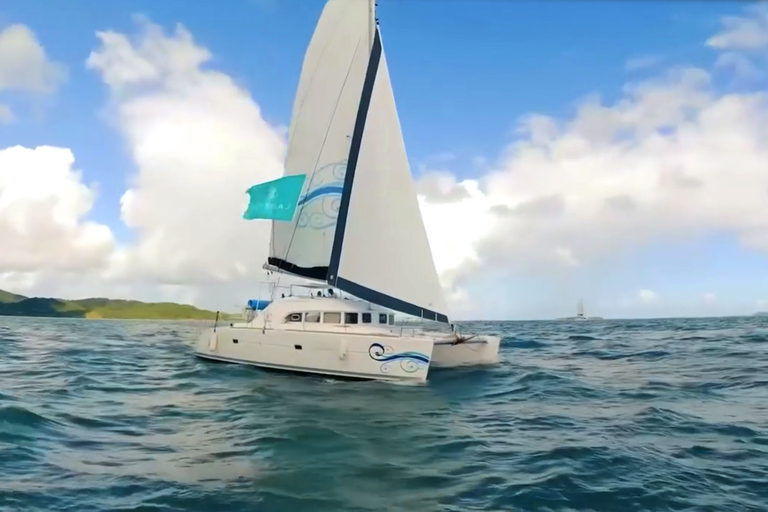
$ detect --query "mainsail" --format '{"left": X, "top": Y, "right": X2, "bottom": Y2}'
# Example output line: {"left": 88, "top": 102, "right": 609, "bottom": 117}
{"left": 249, "top": 0, "right": 449, "bottom": 323}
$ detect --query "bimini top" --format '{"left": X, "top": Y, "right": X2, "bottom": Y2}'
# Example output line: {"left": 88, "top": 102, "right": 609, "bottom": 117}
{"left": 246, "top": 299, "right": 271, "bottom": 311}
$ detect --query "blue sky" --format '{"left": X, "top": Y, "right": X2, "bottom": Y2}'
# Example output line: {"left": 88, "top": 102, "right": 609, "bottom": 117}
{"left": 1, "top": 0, "right": 767, "bottom": 319}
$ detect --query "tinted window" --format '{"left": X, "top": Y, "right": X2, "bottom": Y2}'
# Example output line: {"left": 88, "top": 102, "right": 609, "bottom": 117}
{"left": 345, "top": 313, "right": 358, "bottom": 324}
{"left": 362, "top": 313, "right": 372, "bottom": 323}
{"left": 388, "top": 315, "right": 395, "bottom": 325}
{"left": 379, "top": 313, "right": 388, "bottom": 324}
{"left": 305, "top": 312, "right": 320, "bottom": 323}
{"left": 323, "top": 312, "right": 341, "bottom": 323}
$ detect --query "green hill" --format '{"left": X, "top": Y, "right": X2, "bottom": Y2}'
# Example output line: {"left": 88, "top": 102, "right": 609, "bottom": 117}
{"left": 0, "top": 289, "right": 27, "bottom": 303}
{"left": 0, "top": 289, "right": 229, "bottom": 320}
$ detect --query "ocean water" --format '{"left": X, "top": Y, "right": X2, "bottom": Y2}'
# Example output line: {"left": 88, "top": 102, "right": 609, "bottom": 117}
{"left": 1, "top": 317, "right": 767, "bottom": 512}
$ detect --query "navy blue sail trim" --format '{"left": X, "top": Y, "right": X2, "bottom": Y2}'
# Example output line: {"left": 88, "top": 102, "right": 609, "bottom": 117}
{"left": 325, "top": 29, "right": 450, "bottom": 325}
{"left": 267, "top": 257, "right": 328, "bottom": 281}
{"left": 336, "top": 278, "right": 449, "bottom": 324}
{"left": 328, "top": 28, "right": 382, "bottom": 283}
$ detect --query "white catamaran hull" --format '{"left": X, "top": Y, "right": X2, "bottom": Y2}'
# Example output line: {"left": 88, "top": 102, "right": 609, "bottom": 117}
{"left": 194, "top": 326, "right": 435, "bottom": 383}
{"left": 431, "top": 338, "right": 501, "bottom": 367}
{"left": 194, "top": 323, "right": 501, "bottom": 382}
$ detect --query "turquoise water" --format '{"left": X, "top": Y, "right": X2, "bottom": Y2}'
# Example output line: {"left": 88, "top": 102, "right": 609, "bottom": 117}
{"left": 1, "top": 316, "right": 767, "bottom": 511}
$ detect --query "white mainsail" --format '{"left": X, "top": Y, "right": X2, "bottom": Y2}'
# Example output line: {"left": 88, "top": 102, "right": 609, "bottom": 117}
{"left": 266, "top": 0, "right": 449, "bottom": 323}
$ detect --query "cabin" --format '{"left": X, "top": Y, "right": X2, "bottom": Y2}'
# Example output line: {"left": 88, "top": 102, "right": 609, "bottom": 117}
{"left": 283, "top": 310, "right": 395, "bottom": 326}
{"left": 237, "top": 291, "right": 397, "bottom": 332}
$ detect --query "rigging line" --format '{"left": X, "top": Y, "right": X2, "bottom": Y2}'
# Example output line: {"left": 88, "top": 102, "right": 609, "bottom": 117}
{"left": 272, "top": 36, "right": 367, "bottom": 298}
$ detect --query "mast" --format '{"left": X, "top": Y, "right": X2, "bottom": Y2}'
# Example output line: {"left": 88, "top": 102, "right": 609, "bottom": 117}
{"left": 369, "top": 0, "right": 376, "bottom": 48}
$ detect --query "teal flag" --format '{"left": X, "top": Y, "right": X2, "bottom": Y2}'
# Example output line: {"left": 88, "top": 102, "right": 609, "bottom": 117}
{"left": 243, "top": 174, "right": 307, "bottom": 221}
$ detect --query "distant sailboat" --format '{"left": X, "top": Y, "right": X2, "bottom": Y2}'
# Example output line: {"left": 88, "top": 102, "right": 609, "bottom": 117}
{"left": 557, "top": 299, "right": 603, "bottom": 321}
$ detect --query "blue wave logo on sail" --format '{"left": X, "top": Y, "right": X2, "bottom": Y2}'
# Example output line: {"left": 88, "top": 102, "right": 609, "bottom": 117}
{"left": 298, "top": 185, "right": 344, "bottom": 206}
{"left": 368, "top": 343, "right": 430, "bottom": 374}
{"left": 296, "top": 160, "right": 347, "bottom": 230}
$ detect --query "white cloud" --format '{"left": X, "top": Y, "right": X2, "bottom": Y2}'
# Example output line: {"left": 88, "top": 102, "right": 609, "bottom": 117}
{"left": 82, "top": 18, "right": 286, "bottom": 305}
{"left": 639, "top": 289, "right": 658, "bottom": 303}
{"left": 425, "top": 7, "right": 768, "bottom": 303}
{"left": 0, "top": 146, "right": 114, "bottom": 273}
{"left": 0, "top": 24, "right": 66, "bottom": 121}
{"left": 703, "top": 292, "right": 717, "bottom": 304}
{"left": 706, "top": 4, "right": 768, "bottom": 50}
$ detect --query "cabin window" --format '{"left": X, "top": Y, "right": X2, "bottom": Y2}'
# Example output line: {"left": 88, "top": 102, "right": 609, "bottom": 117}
{"left": 362, "top": 313, "right": 372, "bottom": 324}
{"left": 305, "top": 312, "right": 321, "bottom": 323}
{"left": 323, "top": 312, "right": 341, "bottom": 324}
{"left": 379, "top": 313, "right": 388, "bottom": 324}
{"left": 388, "top": 314, "right": 395, "bottom": 325}
{"left": 285, "top": 313, "right": 302, "bottom": 323}
{"left": 345, "top": 312, "right": 358, "bottom": 324}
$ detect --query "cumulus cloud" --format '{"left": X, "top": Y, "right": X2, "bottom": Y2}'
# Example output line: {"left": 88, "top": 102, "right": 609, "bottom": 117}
{"left": 707, "top": 4, "right": 768, "bottom": 81}
{"left": 706, "top": 4, "right": 768, "bottom": 50}
{"left": 0, "top": 23, "right": 67, "bottom": 120}
{"left": 428, "top": 6, "right": 768, "bottom": 303}
{"left": 84, "top": 18, "right": 286, "bottom": 304}
{"left": 0, "top": 146, "right": 114, "bottom": 273}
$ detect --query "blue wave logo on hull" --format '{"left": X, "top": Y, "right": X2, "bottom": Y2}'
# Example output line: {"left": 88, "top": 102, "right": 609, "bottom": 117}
{"left": 368, "top": 343, "right": 430, "bottom": 374}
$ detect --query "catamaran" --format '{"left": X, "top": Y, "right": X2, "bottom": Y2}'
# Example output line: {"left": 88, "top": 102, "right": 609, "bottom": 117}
{"left": 557, "top": 299, "right": 604, "bottom": 321}
{"left": 194, "top": 0, "right": 501, "bottom": 383}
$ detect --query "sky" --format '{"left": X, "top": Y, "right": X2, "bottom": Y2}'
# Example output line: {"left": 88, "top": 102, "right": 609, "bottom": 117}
{"left": 1, "top": 0, "right": 768, "bottom": 320}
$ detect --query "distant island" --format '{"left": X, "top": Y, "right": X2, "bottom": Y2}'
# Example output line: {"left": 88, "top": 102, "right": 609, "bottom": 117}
{"left": 754, "top": 312, "right": 768, "bottom": 317}
{"left": 0, "top": 288, "right": 231, "bottom": 320}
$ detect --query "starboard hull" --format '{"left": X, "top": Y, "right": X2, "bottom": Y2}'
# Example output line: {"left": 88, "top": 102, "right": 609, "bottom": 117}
{"left": 431, "top": 337, "right": 501, "bottom": 367}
